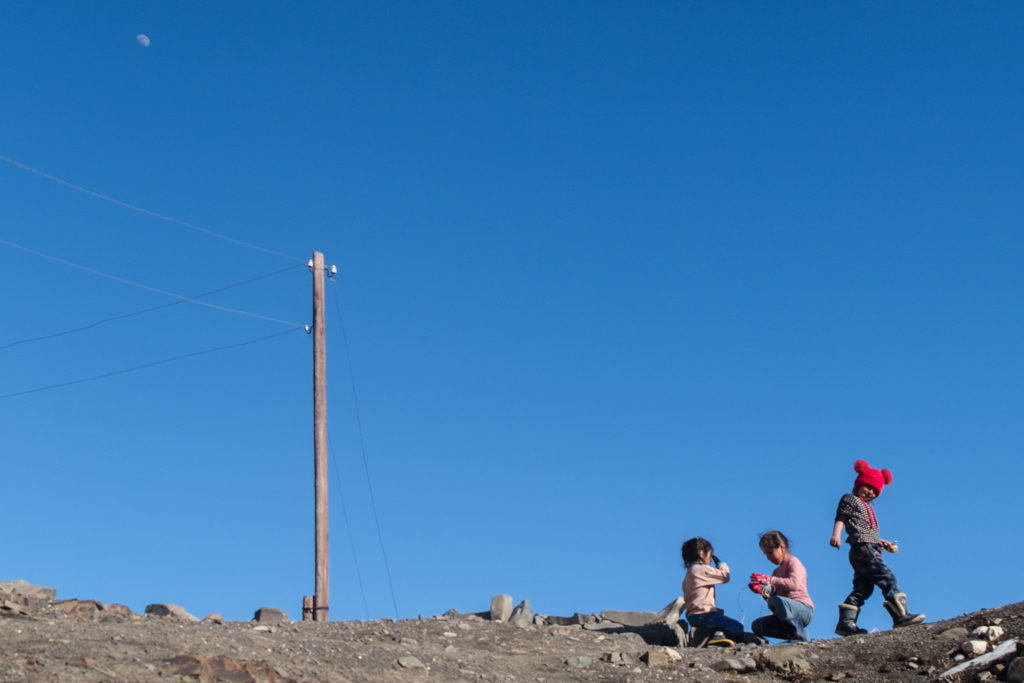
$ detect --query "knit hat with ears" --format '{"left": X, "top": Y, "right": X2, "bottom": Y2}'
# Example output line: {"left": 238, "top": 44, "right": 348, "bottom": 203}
{"left": 854, "top": 459, "right": 893, "bottom": 495}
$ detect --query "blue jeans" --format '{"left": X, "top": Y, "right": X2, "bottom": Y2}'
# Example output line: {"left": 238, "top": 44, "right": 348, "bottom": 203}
{"left": 687, "top": 609, "right": 744, "bottom": 638}
{"left": 751, "top": 596, "right": 814, "bottom": 641}
{"left": 845, "top": 543, "right": 899, "bottom": 607}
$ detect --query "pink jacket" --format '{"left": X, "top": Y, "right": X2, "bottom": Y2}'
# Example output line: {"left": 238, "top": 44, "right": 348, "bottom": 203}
{"left": 682, "top": 562, "right": 731, "bottom": 616}
{"left": 769, "top": 555, "right": 813, "bottom": 608}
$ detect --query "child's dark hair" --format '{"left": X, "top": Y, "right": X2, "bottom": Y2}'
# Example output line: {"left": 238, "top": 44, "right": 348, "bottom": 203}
{"left": 759, "top": 530, "right": 790, "bottom": 552}
{"left": 681, "top": 537, "right": 713, "bottom": 564}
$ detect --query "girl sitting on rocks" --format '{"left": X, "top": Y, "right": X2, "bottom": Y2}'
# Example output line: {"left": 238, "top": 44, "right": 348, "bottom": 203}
{"left": 681, "top": 537, "right": 743, "bottom": 642}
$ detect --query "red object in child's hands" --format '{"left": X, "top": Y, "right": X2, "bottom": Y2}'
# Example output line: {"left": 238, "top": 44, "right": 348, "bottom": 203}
{"left": 748, "top": 581, "right": 765, "bottom": 595}
{"left": 750, "top": 573, "right": 770, "bottom": 584}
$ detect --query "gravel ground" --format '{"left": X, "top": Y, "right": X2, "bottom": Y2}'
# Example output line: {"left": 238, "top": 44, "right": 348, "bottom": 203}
{"left": 1, "top": 599, "right": 1022, "bottom": 682}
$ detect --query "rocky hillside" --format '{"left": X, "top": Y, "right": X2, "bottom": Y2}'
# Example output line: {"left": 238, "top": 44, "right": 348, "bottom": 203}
{"left": 2, "top": 580, "right": 1023, "bottom": 682}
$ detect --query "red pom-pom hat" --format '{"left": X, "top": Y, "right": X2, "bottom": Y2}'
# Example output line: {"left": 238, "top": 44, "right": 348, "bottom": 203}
{"left": 853, "top": 459, "right": 893, "bottom": 495}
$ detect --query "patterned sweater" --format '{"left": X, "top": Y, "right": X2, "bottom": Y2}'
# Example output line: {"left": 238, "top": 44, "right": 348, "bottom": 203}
{"left": 835, "top": 493, "right": 881, "bottom": 544}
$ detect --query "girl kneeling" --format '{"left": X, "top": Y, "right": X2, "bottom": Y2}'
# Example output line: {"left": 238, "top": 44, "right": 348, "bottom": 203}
{"left": 749, "top": 531, "right": 814, "bottom": 642}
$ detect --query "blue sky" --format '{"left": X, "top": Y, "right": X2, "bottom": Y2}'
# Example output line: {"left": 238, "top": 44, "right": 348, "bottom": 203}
{"left": 2, "top": 2, "right": 1022, "bottom": 638}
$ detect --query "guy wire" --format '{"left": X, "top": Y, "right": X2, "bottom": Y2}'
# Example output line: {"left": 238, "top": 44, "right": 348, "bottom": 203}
{"left": 327, "top": 432, "right": 372, "bottom": 620}
{"left": 328, "top": 276, "right": 400, "bottom": 620}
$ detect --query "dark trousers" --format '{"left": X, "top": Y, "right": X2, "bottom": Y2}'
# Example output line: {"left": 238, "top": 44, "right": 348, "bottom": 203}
{"left": 844, "top": 543, "right": 899, "bottom": 607}
{"left": 687, "top": 609, "right": 744, "bottom": 638}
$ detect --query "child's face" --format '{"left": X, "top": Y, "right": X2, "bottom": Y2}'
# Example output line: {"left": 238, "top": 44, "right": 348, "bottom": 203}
{"left": 762, "top": 545, "right": 788, "bottom": 566}
{"left": 855, "top": 484, "right": 878, "bottom": 501}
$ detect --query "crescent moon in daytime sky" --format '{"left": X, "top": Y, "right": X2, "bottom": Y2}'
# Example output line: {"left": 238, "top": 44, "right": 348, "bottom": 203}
{"left": 136, "top": 34, "right": 150, "bottom": 47}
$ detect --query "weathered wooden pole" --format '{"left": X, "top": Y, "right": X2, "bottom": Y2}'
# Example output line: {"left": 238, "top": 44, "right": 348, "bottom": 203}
{"left": 312, "top": 251, "right": 329, "bottom": 622}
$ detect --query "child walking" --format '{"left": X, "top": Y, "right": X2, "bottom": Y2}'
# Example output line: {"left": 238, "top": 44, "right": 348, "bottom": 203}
{"left": 748, "top": 530, "right": 814, "bottom": 642}
{"left": 830, "top": 459, "right": 924, "bottom": 635}
{"left": 681, "top": 537, "right": 743, "bottom": 640}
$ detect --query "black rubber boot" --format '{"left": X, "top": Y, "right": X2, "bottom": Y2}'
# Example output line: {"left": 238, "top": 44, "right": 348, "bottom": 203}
{"left": 835, "top": 603, "right": 867, "bottom": 636}
{"left": 883, "top": 592, "right": 925, "bottom": 628}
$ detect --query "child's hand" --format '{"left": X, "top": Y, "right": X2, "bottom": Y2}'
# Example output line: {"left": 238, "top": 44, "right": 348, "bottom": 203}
{"left": 829, "top": 534, "right": 842, "bottom": 549}
{"left": 750, "top": 573, "right": 770, "bottom": 584}
{"left": 748, "top": 581, "right": 766, "bottom": 596}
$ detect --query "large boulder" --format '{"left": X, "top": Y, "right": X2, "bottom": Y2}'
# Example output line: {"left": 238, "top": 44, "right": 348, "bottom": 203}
{"left": 490, "top": 594, "right": 512, "bottom": 623}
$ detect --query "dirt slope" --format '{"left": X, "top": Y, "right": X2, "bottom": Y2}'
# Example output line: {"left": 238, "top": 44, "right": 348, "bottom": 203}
{"left": 1, "top": 594, "right": 1022, "bottom": 682}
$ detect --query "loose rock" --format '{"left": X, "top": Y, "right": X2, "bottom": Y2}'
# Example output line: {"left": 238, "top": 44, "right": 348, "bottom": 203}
{"left": 253, "top": 607, "right": 289, "bottom": 624}
{"left": 490, "top": 594, "right": 512, "bottom": 623}
{"left": 509, "top": 599, "right": 533, "bottom": 629}
{"left": 397, "top": 655, "right": 427, "bottom": 670}
{"left": 145, "top": 603, "right": 198, "bottom": 621}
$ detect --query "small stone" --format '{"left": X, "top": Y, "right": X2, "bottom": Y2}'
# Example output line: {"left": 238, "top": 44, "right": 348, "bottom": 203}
{"left": 202, "top": 613, "right": 224, "bottom": 624}
{"left": 977, "top": 625, "right": 1005, "bottom": 642}
{"left": 396, "top": 656, "right": 426, "bottom": 670}
{"left": 963, "top": 640, "right": 989, "bottom": 657}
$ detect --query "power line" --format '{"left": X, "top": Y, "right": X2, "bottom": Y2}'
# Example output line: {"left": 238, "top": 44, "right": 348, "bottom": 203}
{"left": 1, "top": 238, "right": 305, "bottom": 328}
{"left": 328, "top": 277, "right": 400, "bottom": 619}
{"left": 0, "top": 154, "right": 305, "bottom": 262}
{"left": 1, "top": 263, "right": 305, "bottom": 351}
{"left": 0, "top": 327, "right": 304, "bottom": 401}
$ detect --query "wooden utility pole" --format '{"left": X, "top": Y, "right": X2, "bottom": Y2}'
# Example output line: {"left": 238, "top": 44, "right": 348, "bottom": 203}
{"left": 312, "top": 251, "right": 329, "bottom": 621}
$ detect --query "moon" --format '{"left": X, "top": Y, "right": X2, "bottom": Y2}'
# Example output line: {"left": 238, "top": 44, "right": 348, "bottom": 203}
{"left": 136, "top": 34, "right": 150, "bottom": 47}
